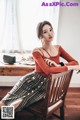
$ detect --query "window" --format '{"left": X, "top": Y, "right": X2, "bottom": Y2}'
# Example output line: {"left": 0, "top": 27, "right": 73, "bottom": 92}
{"left": 0, "top": 0, "right": 60, "bottom": 52}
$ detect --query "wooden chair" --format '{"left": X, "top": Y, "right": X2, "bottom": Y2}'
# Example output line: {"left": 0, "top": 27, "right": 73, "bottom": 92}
{"left": 25, "top": 70, "right": 73, "bottom": 120}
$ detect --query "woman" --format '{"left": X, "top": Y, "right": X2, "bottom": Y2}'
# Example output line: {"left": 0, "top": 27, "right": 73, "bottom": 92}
{"left": 0, "top": 21, "right": 80, "bottom": 112}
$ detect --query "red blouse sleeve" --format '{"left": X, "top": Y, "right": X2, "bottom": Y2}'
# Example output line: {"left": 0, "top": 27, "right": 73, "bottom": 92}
{"left": 32, "top": 51, "right": 68, "bottom": 75}
{"left": 59, "top": 46, "right": 78, "bottom": 65}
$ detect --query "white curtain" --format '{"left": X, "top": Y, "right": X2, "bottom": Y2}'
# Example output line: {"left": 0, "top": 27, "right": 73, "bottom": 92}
{"left": 0, "top": 0, "right": 60, "bottom": 52}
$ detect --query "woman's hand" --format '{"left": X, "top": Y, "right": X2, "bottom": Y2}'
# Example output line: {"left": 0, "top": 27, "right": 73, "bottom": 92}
{"left": 67, "top": 65, "right": 80, "bottom": 72}
{"left": 77, "top": 70, "right": 80, "bottom": 74}
{"left": 44, "top": 59, "right": 60, "bottom": 67}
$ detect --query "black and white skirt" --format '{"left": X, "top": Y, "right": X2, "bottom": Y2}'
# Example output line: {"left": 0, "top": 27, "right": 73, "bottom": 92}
{"left": 1, "top": 72, "right": 48, "bottom": 112}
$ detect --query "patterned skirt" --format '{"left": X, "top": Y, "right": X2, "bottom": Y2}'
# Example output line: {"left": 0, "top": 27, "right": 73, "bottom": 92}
{"left": 1, "top": 72, "right": 48, "bottom": 112}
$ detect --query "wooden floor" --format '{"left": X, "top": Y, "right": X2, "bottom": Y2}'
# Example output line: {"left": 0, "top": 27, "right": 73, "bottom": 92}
{"left": 0, "top": 87, "right": 80, "bottom": 120}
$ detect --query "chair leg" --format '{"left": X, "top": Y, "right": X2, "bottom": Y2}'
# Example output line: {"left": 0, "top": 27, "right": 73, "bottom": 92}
{"left": 60, "top": 106, "right": 64, "bottom": 120}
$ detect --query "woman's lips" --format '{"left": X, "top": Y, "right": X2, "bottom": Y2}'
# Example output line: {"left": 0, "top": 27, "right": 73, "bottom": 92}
{"left": 49, "top": 36, "right": 53, "bottom": 39}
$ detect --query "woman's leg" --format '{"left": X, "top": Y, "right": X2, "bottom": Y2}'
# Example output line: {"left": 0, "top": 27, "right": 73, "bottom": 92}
{"left": 0, "top": 73, "right": 34, "bottom": 111}
{"left": 0, "top": 72, "right": 46, "bottom": 111}
{"left": 9, "top": 98, "right": 23, "bottom": 110}
{"left": 0, "top": 74, "right": 29, "bottom": 110}
{"left": 0, "top": 98, "right": 23, "bottom": 110}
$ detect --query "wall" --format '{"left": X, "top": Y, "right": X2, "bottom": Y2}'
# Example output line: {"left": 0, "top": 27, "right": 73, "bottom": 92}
{"left": 57, "top": 0, "right": 80, "bottom": 87}
{"left": 0, "top": 76, "right": 21, "bottom": 86}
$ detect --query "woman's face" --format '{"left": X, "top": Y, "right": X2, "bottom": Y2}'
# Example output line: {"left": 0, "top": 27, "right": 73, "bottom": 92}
{"left": 41, "top": 24, "right": 54, "bottom": 42}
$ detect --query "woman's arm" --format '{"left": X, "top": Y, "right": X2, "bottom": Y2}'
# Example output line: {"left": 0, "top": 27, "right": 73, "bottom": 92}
{"left": 44, "top": 45, "right": 78, "bottom": 67}
{"left": 32, "top": 51, "right": 68, "bottom": 75}
{"left": 59, "top": 46, "right": 80, "bottom": 72}
{"left": 59, "top": 45, "right": 78, "bottom": 65}
{"left": 44, "top": 58, "right": 61, "bottom": 67}
{"left": 67, "top": 64, "right": 80, "bottom": 71}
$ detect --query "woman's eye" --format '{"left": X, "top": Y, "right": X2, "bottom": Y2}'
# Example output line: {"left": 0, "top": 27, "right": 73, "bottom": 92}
{"left": 50, "top": 29, "right": 53, "bottom": 31}
{"left": 43, "top": 31, "right": 47, "bottom": 34}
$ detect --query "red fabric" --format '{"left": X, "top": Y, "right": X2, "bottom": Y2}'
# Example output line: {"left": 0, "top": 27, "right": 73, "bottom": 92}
{"left": 32, "top": 46, "right": 78, "bottom": 75}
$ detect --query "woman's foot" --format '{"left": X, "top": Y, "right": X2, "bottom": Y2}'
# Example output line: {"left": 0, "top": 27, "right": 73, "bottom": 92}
{"left": 0, "top": 101, "right": 6, "bottom": 109}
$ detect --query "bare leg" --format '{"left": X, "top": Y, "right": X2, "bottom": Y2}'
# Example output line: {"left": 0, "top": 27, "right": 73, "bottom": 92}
{"left": 0, "top": 101, "right": 6, "bottom": 109}
{"left": 0, "top": 98, "right": 22, "bottom": 110}
{"left": 9, "top": 98, "right": 23, "bottom": 110}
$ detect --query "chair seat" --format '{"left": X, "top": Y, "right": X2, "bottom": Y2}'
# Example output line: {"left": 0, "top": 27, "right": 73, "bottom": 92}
{"left": 48, "top": 100, "right": 63, "bottom": 115}
{"left": 26, "top": 99, "right": 63, "bottom": 117}
{"left": 26, "top": 99, "right": 45, "bottom": 115}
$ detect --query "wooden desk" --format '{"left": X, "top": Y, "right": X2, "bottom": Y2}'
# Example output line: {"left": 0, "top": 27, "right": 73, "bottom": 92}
{"left": 0, "top": 64, "right": 35, "bottom": 76}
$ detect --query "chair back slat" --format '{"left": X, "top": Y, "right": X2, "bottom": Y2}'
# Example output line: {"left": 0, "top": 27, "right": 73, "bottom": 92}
{"left": 45, "top": 70, "right": 73, "bottom": 109}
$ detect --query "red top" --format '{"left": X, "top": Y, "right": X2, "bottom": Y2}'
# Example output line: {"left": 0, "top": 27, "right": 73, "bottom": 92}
{"left": 32, "top": 45, "right": 78, "bottom": 75}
